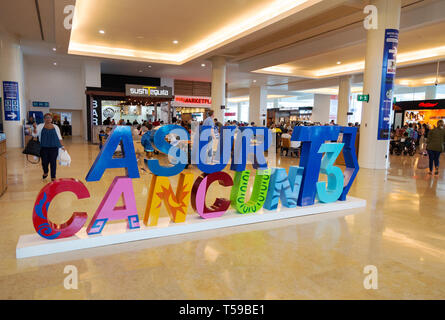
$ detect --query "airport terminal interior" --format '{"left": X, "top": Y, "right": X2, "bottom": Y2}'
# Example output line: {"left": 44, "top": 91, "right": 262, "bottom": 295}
{"left": 0, "top": 0, "right": 444, "bottom": 300}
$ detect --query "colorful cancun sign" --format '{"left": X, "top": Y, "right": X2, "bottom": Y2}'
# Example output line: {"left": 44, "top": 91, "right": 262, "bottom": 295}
{"left": 32, "top": 125, "right": 359, "bottom": 240}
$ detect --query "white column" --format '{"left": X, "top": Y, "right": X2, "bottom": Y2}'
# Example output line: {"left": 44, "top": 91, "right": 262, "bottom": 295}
{"left": 359, "top": 0, "right": 401, "bottom": 170}
{"left": 82, "top": 60, "right": 101, "bottom": 140}
{"left": 0, "top": 30, "right": 26, "bottom": 148}
{"left": 211, "top": 56, "right": 226, "bottom": 122}
{"left": 425, "top": 86, "right": 437, "bottom": 100}
{"left": 161, "top": 78, "right": 174, "bottom": 124}
{"left": 237, "top": 102, "right": 241, "bottom": 122}
{"left": 249, "top": 86, "right": 267, "bottom": 126}
{"left": 337, "top": 76, "right": 351, "bottom": 126}
{"left": 312, "top": 94, "right": 331, "bottom": 124}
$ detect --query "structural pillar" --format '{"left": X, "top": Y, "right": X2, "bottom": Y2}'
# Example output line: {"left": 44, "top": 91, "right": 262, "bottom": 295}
{"left": 0, "top": 30, "right": 26, "bottom": 148}
{"left": 337, "top": 76, "right": 351, "bottom": 126}
{"left": 359, "top": 0, "right": 401, "bottom": 169}
{"left": 249, "top": 86, "right": 267, "bottom": 126}
{"left": 211, "top": 56, "right": 226, "bottom": 122}
{"left": 425, "top": 86, "right": 437, "bottom": 100}
{"left": 312, "top": 94, "right": 331, "bottom": 124}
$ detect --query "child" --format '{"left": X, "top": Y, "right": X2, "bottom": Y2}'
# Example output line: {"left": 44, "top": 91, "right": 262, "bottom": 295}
{"left": 99, "top": 130, "right": 107, "bottom": 150}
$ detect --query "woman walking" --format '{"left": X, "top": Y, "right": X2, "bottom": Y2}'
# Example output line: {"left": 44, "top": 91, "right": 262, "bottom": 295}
{"left": 426, "top": 120, "right": 445, "bottom": 176}
{"left": 36, "top": 113, "right": 65, "bottom": 181}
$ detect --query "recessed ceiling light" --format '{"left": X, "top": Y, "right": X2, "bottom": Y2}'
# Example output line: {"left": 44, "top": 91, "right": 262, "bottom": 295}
{"left": 337, "top": 61, "right": 342, "bottom": 65}
{"left": 53, "top": 62, "right": 57, "bottom": 66}
{"left": 52, "top": 47, "right": 57, "bottom": 52}
{"left": 148, "top": 65, "right": 152, "bottom": 68}
{"left": 99, "top": 30, "right": 105, "bottom": 34}
{"left": 139, "top": 70, "right": 143, "bottom": 73}
{"left": 172, "top": 40, "right": 179, "bottom": 44}
{"left": 201, "top": 63, "right": 206, "bottom": 67}
{"left": 136, "top": 35, "right": 144, "bottom": 39}
{"left": 253, "top": 80, "right": 257, "bottom": 83}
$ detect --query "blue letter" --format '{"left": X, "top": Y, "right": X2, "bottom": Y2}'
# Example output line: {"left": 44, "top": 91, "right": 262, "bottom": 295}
{"left": 195, "top": 126, "right": 236, "bottom": 174}
{"left": 291, "top": 126, "right": 340, "bottom": 206}
{"left": 339, "top": 127, "right": 359, "bottom": 201}
{"left": 263, "top": 167, "right": 304, "bottom": 210}
{"left": 316, "top": 143, "right": 344, "bottom": 203}
{"left": 86, "top": 126, "right": 139, "bottom": 182}
{"left": 146, "top": 125, "right": 189, "bottom": 177}
{"left": 231, "top": 127, "right": 271, "bottom": 172}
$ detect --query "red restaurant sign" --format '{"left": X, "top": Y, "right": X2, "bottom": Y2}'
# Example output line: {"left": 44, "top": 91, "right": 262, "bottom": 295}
{"left": 418, "top": 102, "right": 438, "bottom": 108}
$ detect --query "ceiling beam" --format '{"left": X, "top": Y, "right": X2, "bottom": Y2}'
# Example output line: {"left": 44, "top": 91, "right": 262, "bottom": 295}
{"left": 238, "top": 0, "right": 445, "bottom": 74}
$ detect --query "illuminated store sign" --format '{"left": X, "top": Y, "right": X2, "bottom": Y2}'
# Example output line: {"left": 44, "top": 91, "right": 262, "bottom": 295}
{"left": 418, "top": 102, "right": 438, "bottom": 108}
{"left": 175, "top": 96, "right": 211, "bottom": 105}
{"left": 18, "top": 126, "right": 363, "bottom": 257}
{"left": 125, "top": 84, "right": 173, "bottom": 98}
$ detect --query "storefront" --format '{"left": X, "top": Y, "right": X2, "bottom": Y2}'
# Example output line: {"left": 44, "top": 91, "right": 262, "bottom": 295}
{"left": 86, "top": 74, "right": 173, "bottom": 143}
{"left": 172, "top": 95, "right": 211, "bottom": 122}
{"left": 393, "top": 99, "right": 445, "bottom": 128}
{"left": 268, "top": 107, "right": 313, "bottom": 125}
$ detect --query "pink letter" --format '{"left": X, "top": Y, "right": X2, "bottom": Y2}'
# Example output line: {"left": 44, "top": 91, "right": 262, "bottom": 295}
{"left": 87, "top": 176, "right": 139, "bottom": 235}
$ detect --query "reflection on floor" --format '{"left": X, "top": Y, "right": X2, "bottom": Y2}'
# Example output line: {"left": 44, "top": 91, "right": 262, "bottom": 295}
{"left": 0, "top": 137, "right": 444, "bottom": 299}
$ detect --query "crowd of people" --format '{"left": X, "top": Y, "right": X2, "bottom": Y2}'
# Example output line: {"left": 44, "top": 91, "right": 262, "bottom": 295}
{"left": 96, "top": 113, "right": 444, "bottom": 176}
{"left": 391, "top": 121, "right": 445, "bottom": 175}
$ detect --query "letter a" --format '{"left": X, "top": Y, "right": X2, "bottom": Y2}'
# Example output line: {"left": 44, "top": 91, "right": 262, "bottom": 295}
{"left": 87, "top": 176, "right": 140, "bottom": 235}
{"left": 86, "top": 126, "right": 139, "bottom": 182}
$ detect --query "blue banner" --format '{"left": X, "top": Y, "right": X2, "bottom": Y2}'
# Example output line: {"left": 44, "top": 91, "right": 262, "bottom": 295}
{"left": 2, "top": 81, "right": 20, "bottom": 121}
{"left": 377, "top": 29, "right": 399, "bottom": 140}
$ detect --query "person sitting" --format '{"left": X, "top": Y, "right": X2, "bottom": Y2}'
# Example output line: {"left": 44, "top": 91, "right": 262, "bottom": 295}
{"left": 280, "top": 130, "right": 292, "bottom": 156}
{"left": 126, "top": 120, "right": 132, "bottom": 126}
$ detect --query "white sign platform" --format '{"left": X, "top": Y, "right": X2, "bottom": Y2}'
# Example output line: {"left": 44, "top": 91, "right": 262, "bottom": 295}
{"left": 16, "top": 197, "right": 366, "bottom": 259}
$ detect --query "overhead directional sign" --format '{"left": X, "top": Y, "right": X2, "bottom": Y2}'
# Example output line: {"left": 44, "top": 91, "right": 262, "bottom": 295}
{"left": 3, "top": 81, "right": 20, "bottom": 121}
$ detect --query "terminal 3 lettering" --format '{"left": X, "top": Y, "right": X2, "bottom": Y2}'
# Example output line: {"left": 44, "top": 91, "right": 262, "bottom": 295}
{"left": 32, "top": 125, "right": 359, "bottom": 240}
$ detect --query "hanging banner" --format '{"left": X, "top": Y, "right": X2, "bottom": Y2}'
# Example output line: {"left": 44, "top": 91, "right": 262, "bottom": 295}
{"left": 377, "top": 29, "right": 399, "bottom": 140}
{"left": 2, "top": 81, "right": 20, "bottom": 121}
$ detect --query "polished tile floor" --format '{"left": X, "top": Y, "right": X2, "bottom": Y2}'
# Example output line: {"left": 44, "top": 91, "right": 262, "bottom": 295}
{"left": 0, "top": 137, "right": 444, "bottom": 299}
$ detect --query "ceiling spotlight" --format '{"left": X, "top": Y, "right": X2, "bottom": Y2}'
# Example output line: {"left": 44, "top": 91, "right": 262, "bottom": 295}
{"left": 52, "top": 47, "right": 57, "bottom": 52}
{"left": 99, "top": 30, "right": 105, "bottom": 34}
{"left": 337, "top": 61, "right": 342, "bottom": 65}
{"left": 53, "top": 62, "right": 57, "bottom": 66}
{"left": 201, "top": 63, "right": 206, "bottom": 67}
{"left": 148, "top": 65, "right": 152, "bottom": 68}
{"left": 172, "top": 40, "right": 179, "bottom": 44}
{"left": 139, "top": 70, "right": 143, "bottom": 73}
{"left": 253, "top": 80, "right": 257, "bottom": 83}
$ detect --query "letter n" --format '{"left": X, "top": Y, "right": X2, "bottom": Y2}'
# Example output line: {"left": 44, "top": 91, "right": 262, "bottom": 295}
{"left": 144, "top": 173, "right": 194, "bottom": 226}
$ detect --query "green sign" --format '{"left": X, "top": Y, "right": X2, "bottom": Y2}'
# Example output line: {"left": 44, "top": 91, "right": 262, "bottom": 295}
{"left": 357, "top": 94, "right": 369, "bottom": 102}
{"left": 32, "top": 101, "right": 49, "bottom": 107}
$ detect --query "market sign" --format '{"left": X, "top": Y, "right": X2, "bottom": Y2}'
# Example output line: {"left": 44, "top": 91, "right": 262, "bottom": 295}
{"left": 125, "top": 84, "right": 173, "bottom": 98}
{"left": 225, "top": 112, "right": 236, "bottom": 116}
{"left": 174, "top": 95, "right": 211, "bottom": 106}
{"left": 17, "top": 126, "right": 365, "bottom": 258}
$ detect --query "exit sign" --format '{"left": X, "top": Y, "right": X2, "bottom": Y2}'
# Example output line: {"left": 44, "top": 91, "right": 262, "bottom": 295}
{"left": 357, "top": 94, "right": 369, "bottom": 102}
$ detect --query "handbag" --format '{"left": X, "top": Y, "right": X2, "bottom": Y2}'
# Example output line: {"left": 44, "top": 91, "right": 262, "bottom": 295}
{"left": 58, "top": 148, "right": 71, "bottom": 166}
{"left": 23, "top": 139, "right": 41, "bottom": 157}
{"left": 417, "top": 150, "right": 429, "bottom": 170}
